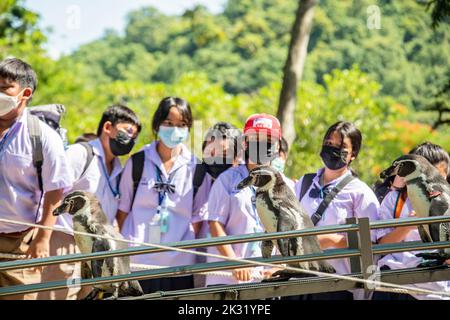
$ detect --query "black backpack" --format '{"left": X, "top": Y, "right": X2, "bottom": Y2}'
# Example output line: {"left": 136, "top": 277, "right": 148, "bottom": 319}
{"left": 129, "top": 151, "right": 207, "bottom": 210}
{"left": 27, "top": 106, "right": 95, "bottom": 219}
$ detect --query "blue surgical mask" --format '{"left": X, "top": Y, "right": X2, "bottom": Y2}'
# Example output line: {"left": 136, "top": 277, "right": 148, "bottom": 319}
{"left": 271, "top": 157, "right": 286, "bottom": 173}
{"left": 158, "top": 125, "right": 189, "bottom": 149}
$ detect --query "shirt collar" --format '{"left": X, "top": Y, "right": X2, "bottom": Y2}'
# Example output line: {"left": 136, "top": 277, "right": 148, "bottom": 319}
{"left": 147, "top": 141, "right": 194, "bottom": 177}
{"left": 89, "top": 138, "right": 122, "bottom": 178}
{"left": 314, "top": 167, "right": 352, "bottom": 187}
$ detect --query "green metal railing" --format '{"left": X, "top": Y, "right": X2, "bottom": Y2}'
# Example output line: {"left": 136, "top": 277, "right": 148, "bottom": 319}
{"left": 0, "top": 215, "right": 449, "bottom": 298}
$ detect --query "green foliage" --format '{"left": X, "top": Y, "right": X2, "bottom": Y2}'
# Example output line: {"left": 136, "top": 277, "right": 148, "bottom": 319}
{"left": 66, "top": 0, "right": 449, "bottom": 110}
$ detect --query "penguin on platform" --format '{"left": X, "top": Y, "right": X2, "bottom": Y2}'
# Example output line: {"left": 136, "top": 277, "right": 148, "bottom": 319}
{"left": 237, "top": 166, "right": 335, "bottom": 281}
{"left": 53, "top": 191, "right": 143, "bottom": 299}
{"left": 380, "top": 154, "right": 450, "bottom": 264}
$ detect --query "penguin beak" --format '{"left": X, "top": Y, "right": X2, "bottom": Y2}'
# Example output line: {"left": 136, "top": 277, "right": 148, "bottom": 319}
{"left": 237, "top": 176, "right": 255, "bottom": 190}
{"left": 53, "top": 201, "right": 70, "bottom": 216}
{"left": 380, "top": 162, "right": 400, "bottom": 179}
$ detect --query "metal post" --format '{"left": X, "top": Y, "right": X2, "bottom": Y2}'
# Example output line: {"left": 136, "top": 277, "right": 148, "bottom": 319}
{"left": 346, "top": 217, "right": 361, "bottom": 273}
{"left": 357, "top": 217, "right": 375, "bottom": 291}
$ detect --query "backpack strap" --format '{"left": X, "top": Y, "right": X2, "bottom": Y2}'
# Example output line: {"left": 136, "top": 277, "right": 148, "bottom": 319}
{"left": 27, "top": 113, "right": 44, "bottom": 222}
{"left": 311, "top": 174, "right": 356, "bottom": 226}
{"left": 193, "top": 161, "right": 207, "bottom": 199}
{"left": 77, "top": 142, "right": 95, "bottom": 177}
{"left": 393, "top": 189, "right": 408, "bottom": 219}
{"left": 299, "top": 173, "right": 316, "bottom": 202}
{"left": 130, "top": 151, "right": 145, "bottom": 209}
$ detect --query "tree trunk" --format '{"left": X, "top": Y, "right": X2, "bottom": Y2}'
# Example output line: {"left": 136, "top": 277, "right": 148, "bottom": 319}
{"left": 277, "top": 0, "right": 317, "bottom": 147}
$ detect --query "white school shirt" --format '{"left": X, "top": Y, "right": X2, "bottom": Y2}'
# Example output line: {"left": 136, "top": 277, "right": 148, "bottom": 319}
{"left": 294, "top": 168, "right": 380, "bottom": 276}
{"left": 0, "top": 108, "right": 73, "bottom": 233}
{"left": 376, "top": 190, "right": 450, "bottom": 300}
{"left": 55, "top": 138, "right": 123, "bottom": 233}
{"left": 203, "top": 165, "right": 295, "bottom": 286}
{"left": 118, "top": 141, "right": 210, "bottom": 268}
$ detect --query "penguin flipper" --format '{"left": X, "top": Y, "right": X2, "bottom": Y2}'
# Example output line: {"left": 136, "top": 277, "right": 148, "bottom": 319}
{"left": 418, "top": 225, "right": 433, "bottom": 243}
{"left": 262, "top": 240, "right": 274, "bottom": 259}
{"left": 91, "top": 238, "right": 112, "bottom": 278}
{"left": 81, "top": 261, "right": 93, "bottom": 279}
{"left": 276, "top": 217, "right": 296, "bottom": 257}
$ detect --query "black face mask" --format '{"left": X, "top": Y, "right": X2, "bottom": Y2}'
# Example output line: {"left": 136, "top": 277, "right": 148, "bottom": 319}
{"left": 244, "top": 140, "right": 278, "bottom": 165}
{"left": 109, "top": 131, "right": 135, "bottom": 156}
{"left": 320, "top": 145, "right": 349, "bottom": 170}
{"left": 204, "top": 156, "right": 234, "bottom": 180}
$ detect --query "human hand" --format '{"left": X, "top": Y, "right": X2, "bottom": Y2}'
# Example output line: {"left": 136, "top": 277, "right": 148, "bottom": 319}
{"left": 232, "top": 268, "right": 254, "bottom": 282}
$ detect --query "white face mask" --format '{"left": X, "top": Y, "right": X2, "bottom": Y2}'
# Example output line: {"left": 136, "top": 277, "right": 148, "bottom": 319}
{"left": 0, "top": 90, "right": 24, "bottom": 117}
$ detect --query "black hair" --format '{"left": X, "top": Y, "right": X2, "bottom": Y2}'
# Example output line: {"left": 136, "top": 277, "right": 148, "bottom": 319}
{"left": 96, "top": 105, "right": 142, "bottom": 137}
{"left": 280, "top": 136, "right": 289, "bottom": 155}
{"left": 151, "top": 97, "right": 193, "bottom": 136}
{"left": 323, "top": 121, "right": 362, "bottom": 158}
{"left": 0, "top": 58, "right": 38, "bottom": 103}
{"left": 409, "top": 142, "right": 450, "bottom": 169}
{"left": 202, "top": 122, "right": 243, "bottom": 159}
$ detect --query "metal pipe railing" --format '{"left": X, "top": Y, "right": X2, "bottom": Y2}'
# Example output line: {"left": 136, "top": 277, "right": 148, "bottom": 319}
{"left": 1, "top": 215, "right": 449, "bottom": 272}
{"left": 1, "top": 215, "right": 450, "bottom": 297}
{"left": 0, "top": 223, "right": 359, "bottom": 271}
{"left": 0, "top": 248, "right": 361, "bottom": 297}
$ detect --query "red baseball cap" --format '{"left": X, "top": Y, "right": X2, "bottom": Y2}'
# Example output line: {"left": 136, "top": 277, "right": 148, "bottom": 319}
{"left": 243, "top": 114, "right": 282, "bottom": 140}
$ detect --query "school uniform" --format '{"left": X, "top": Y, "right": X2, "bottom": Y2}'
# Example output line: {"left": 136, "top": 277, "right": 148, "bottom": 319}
{"left": 374, "top": 190, "right": 450, "bottom": 300}
{"left": 118, "top": 141, "right": 210, "bottom": 293}
{"left": 202, "top": 164, "right": 295, "bottom": 286}
{"left": 0, "top": 108, "right": 73, "bottom": 300}
{"left": 294, "top": 168, "right": 380, "bottom": 300}
{"left": 55, "top": 138, "right": 123, "bottom": 231}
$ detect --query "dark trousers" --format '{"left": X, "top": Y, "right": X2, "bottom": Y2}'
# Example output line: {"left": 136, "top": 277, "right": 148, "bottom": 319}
{"left": 139, "top": 275, "right": 194, "bottom": 294}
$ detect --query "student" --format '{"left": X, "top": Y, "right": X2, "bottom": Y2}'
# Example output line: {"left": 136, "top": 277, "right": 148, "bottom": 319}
{"left": 58, "top": 104, "right": 141, "bottom": 227}
{"left": 0, "top": 58, "right": 73, "bottom": 300}
{"left": 294, "top": 121, "right": 380, "bottom": 300}
{"left": 38, "top": 105, "right": 141, "bottom": 300}
{"left": 193, "top": 122, "right": 242, "bottom": 287}
{"left": 116, "top": 97, "right": 209, "bottom": 294}
{"left": 202, "top": 114, "right": 295, "bottom": 286}
{"left": 374, "top": 142, "right": 450, "bottom": 300}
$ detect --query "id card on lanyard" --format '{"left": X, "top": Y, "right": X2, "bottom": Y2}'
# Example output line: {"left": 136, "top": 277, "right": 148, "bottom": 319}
{"left": 99, "top": 157, "right": 121, "bottom": 200}
{"left": 148, "top": 164, "right": 175, "bottom": 244}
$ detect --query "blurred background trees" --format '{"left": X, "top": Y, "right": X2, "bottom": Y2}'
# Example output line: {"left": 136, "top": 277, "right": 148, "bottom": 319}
{"left": 0, "top": 0, "right": 449, "bottom": 183}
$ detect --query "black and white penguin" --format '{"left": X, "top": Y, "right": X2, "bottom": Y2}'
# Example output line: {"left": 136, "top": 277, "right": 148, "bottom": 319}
{"left": 380, "top": 154, "right": 450, "bottom": 263}
{"left": 237, "top": 166, "right": 335, "bottom": 280}
{"left": 53, "top": 191, "right": 143, "bottom": 299}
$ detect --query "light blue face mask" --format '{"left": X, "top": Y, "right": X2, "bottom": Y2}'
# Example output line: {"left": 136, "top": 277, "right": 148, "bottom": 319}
{"left": 158, "top": 125, "right": 189, "bottom": 149}
{"left": 271, "top": 157, "right": 286, "bottom": 173}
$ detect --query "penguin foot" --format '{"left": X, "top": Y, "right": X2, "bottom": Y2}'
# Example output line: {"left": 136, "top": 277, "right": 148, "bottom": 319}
{"left": 262, "top": 270, "right": 316, "bottom": 282}
{"left": 416, "top": 252, "right": 450, "bottom": 267}
{"left": 83, "top": 289, "right": 101, "bottom": 300}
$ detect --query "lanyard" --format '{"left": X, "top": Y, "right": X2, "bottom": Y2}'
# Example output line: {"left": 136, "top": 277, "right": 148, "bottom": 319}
{"left": 154, "top": 164, "right": 176, "bottom": 209}
{"left": 0, "top": 121, "right": 21, "bottom": 160}
{"left": 99, "top": 157, "right": 120, "bottom": 200}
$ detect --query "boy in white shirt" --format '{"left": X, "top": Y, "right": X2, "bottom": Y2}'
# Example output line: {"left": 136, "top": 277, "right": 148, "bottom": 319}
{"left": 0, "top": 58, "right": 73, "bottom": 300}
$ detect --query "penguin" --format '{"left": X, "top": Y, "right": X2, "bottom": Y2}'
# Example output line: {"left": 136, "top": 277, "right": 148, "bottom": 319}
{"left": 237, "top": 166, "right": 335, "bottom": 281}
{"left": 53, "top": 191, "right": 143, "bottom": 299}
{"left": 380, "top": 154, "right": 450, "bottom": 264}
